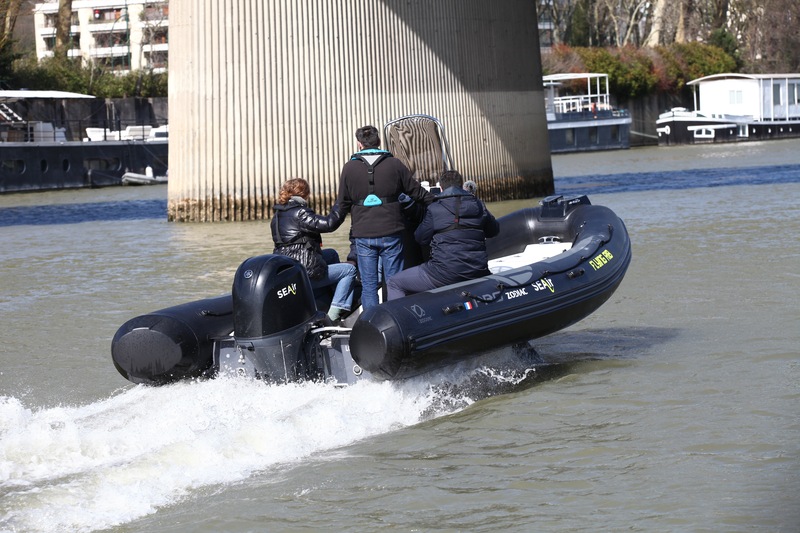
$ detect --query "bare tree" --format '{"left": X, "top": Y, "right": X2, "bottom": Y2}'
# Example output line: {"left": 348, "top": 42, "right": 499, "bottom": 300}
{"left": 732, "top": 0, "right": 800, "bottom": 72}
{"left": 709, "top": 0, "right": 729, "bottom": 30}
{"left": 597, "top": 0, "right": 653, "bottom": 46}
{"left": 1, "top": 0, "right": 23, "bottom": 49}
{"left": 538, "top": 0, "right": 579, "bottom": 46}
{"left": 539, "top": 0, "right": 797, "bottom": 72}
{"left": 673, "top": 0, "right": 690, "bottom": 42}
{"left": 54, "top": 0, "right": 72, "bottom": 59}
{"left": 139, "top": 2, "right": 169, "bottom": 71}
{"left": 643, "top": 0, "right": 668, "bottom": 46}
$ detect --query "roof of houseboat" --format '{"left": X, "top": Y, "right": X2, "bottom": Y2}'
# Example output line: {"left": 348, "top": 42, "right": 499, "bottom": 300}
{"left": 687, "top": 73, "right": 800, "bottom": 85}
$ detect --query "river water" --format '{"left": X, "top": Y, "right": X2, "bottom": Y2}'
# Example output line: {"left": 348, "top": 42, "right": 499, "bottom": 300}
{"left": 1, "top": 140, "right": 798, "bottom": 532}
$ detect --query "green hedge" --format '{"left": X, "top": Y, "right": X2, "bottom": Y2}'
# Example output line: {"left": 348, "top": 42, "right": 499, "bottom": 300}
{"left": 11, "top": 41, "right": 736, "bottom": 101}
{"left": 543, "top": 43, "right": 738, "bottom": 97}
{"left": 8, "top": 56, "right": 168, "bottom": 98}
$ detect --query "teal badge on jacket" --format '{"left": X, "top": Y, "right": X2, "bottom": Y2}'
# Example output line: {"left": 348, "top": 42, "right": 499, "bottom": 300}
{"left": 363, "top": 194, "right": 383, "bottom": 206}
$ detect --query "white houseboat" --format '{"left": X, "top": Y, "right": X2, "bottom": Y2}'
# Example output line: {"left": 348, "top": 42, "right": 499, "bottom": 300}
{"left": 656, "top": 73, "right": 800, "bottom": 145}
{"left": 543, "top": 73, "right": 632, "bottom": 153}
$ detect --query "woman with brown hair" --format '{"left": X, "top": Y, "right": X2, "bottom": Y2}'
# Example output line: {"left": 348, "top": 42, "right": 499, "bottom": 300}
{"left": 270, "top": 178, "right": 356, "bottom": 321}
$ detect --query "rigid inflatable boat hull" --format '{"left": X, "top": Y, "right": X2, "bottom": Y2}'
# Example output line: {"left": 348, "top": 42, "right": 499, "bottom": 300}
{"left": 349, "top": 201, "right": 631, "bottom": 380}
{"left": 110, "top": 195, "right": 631, "bottom": 386}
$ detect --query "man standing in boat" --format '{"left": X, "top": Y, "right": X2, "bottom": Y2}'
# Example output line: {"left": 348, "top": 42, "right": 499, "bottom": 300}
{"left": 335, "top": 125, "right": 434, "bottom": 310}
{"left": 386, "top": 170, "right": 499, "bottom": 300}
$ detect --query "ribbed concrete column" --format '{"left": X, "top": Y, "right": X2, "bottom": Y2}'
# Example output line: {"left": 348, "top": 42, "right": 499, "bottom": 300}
{"left": 168, "top": 0, "right": 552, "bottom": 222}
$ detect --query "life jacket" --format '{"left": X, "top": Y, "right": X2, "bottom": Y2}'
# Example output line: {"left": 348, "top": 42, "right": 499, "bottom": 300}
{"left": 351, "top": 149, "right": 398, "bottom": 207}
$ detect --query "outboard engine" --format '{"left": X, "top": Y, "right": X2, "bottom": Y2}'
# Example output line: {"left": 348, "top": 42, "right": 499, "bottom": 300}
{"left": 216, "top": 254, "right": 327, "bottom": 383}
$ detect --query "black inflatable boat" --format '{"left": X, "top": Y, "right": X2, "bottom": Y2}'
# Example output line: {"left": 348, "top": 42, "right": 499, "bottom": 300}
{"left": 112, "top": 193, "right": 631, "bottom": 386}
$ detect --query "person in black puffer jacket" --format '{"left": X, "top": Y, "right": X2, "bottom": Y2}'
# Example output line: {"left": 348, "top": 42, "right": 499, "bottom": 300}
{"left": 271, "top": 178, "right": 355, "bottom": 320}
{"left": 386, "top": 170, "right": 499, "bottom": 300}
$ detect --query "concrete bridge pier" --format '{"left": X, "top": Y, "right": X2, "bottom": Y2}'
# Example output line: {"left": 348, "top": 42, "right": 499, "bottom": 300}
{"left": 168, "top": 0, "right": 552, "bottom": 222}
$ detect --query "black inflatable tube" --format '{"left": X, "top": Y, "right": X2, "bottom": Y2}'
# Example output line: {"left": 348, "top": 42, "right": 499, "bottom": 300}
{"left": 111, "top": 295, "right": 234, "bottom": 385}
{"left": 349, "top": 202, "right": 631, "bottom": 380}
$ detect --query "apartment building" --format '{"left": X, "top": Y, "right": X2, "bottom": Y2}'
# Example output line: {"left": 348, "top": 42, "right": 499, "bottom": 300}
{"left": 33, "top": 0, "right": 168, "bottom": 73}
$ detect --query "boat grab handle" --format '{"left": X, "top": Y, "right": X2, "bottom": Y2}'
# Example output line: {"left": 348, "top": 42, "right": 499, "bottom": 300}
{"left": 310, "top": 326, "right": 353, "bottom": 335}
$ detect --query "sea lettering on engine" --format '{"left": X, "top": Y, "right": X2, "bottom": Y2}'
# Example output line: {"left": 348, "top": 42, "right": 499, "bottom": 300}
{"left": 276, "top": 283, "right": 297, "bottom": 298}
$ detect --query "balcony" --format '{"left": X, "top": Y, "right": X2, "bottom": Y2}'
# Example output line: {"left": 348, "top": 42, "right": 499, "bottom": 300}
{"left": 142, "top": 4, "right": 169, "bottom": 22}
{"left": 142, "top": 43, "right": 169, "bottom": 53}
{"left": 42, "top": 35, "right": 81, "bottom": 53}
{"left": 89, "top": 21, "right": 130, "bottom": 33}
{"left": 89, "top": 46, "right": 131, "bottom": 59}
{"left": 43, "top": 14, "right": 78, "bottom": 28}
{"left": 90, "top": 8, "right": 127, "bottom": 24}
{"left": 38, "top": 49, "right": 83, "bottom": 60}
{"left": 92, "top": 55, "right": 132, "bottom": 72}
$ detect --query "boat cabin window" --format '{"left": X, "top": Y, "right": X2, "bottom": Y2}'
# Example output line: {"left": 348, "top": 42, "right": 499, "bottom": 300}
{"left": 773, "top": 83, "right": 782, "bottom": 106}
{"left": 729, "top": 90, "right": 743, "bottom": 105}
{"left": 694, "top": 128, "right": 714, "bottom": 139}
{"left": 790, "top": 83, "right": 800, "bottom": 105}
{"left": 589, "top": 127, "right": 598, "bottom": 144}
{"left": 610, "top": 124, "right": 619, "bottom": 141}
{"left": 565, "top": 128, "right": 575, "bottom": 146}
{"left": 1, "top": 159, "right": 25, "bottom": 174}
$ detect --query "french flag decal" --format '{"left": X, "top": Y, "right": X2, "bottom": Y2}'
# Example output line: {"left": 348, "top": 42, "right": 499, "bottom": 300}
{"left": 463, "top": 301, "right": 474, "bottom": 310}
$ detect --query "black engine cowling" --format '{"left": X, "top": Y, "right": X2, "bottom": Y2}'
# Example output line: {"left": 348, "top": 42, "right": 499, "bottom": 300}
{"left": 228, "top": 254, "right": 327, "bottom": 383}
{"left": 232, "top": 254, "right": 318, "bottom": 337}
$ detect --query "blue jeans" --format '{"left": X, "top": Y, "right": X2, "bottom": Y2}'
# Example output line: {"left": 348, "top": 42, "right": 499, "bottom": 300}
{"left": 355, "top": 233, "right": 404, "bottom": 309}
{"left": 312, "top": 249, "right": 357, "bottom": 310}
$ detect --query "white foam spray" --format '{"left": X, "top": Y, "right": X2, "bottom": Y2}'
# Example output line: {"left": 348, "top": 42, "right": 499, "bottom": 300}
{"left": 0, "top": 358, "right": 535, "bottom": 533}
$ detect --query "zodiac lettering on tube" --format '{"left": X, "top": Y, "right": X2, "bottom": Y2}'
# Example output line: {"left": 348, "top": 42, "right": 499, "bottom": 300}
{"left": 505, "top": 288, "right": 528, "bottom": 299}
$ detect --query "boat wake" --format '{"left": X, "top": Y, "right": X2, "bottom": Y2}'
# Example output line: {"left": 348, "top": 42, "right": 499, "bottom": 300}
{"left": 0, "top": 354, "right": 539, "bottom": 533}
{"left": 1, "top": 325, "right": 672, "bottom": 532}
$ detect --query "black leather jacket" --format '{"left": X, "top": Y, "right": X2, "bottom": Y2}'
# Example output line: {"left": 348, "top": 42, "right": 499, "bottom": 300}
{"left": 270, "top": 197, "right": 345, "bottom": 279}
